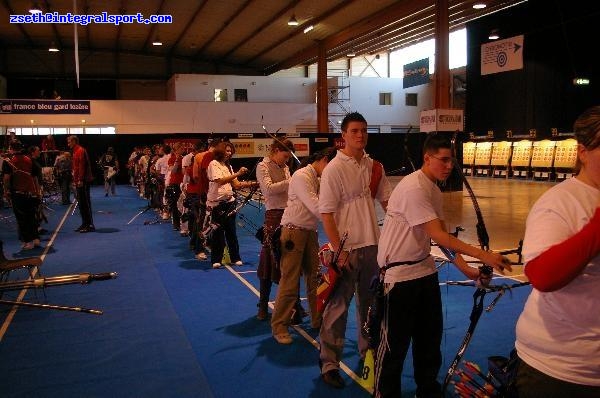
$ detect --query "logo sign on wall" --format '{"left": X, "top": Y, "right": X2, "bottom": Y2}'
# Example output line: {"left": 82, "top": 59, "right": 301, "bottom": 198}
{"left": 403, "top": 58, "right": 430, "bottom": 89}
{"left": 230, "top": 138, "right": 310, "bottom": 158}
{"left": 163, "top": 138, "right": 203, "bottom": 152}
{"left": 419, "top": 109, "right": 464, "bottom": 132}
{"left": 481, "top": 35, "right": 524, "bottom": 76}
{"left": 0, "top": 100, "right": 91, "bottom": 114}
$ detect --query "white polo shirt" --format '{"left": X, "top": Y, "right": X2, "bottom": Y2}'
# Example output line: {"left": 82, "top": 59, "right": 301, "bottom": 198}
{"left": 319, "top": 150, "right": 390, "bottom": 250}
{"left": 281, "top": 164, "right": 320, "bottom": 231}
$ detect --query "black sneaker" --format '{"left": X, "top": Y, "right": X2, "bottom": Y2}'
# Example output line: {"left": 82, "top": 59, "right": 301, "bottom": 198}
{"left": 321, "top": 369, "right": 345, "bottom": 389}
{"left": 75, "top": 225, "right": 85, "bottom": 232}
{"left": 79, "top": 225, "right": 96, "bottom": 233}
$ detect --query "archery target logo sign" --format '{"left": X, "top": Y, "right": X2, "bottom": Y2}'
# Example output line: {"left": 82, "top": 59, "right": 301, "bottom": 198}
{"left": 481, "top": 35, "right": 523, "bottom": 76}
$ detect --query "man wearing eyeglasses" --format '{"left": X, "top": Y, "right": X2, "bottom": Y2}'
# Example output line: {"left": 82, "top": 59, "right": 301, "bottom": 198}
{"left": 373, "top": 133, "right": 510, "bottom": 398}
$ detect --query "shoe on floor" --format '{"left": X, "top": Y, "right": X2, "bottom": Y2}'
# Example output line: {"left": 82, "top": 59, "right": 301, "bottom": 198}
{"left": 75, "top": 225, "right": 85, "bottom": 232}
{"left": 195, "top": 252, "right": 208, "bottom": 261}
{"left": 257, "top": 304, "right": 268, "bottom": 321}
{"left": 321, "top": 369, "right": 345, "bottom": 389}
{"left": 21, "top": 242, "right": 34, "bottom": 250}
{"left": 273, "top": 333, "right": 293, "bottom": 345}
{"left": 233, "top": 260, "right": 243, "bottom": 266}
{"left": 79, "top": 225, "right": 95, "bottom": 233}
{"left": 212, "top": 262, "right": 222, "bottom": 269}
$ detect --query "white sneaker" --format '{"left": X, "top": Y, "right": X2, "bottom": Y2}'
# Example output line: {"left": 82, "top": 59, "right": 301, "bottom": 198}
{"left": 212, "top": 262, "right": 222, "bottom": 269}
{"left": 22, "top": 242, "right": 34, "bottom": 250}
{"left": 233, "top": 260, "right": 243, "bottom": 266}
{"left": 195, "top": 252, "right": 207, "bottom": 261}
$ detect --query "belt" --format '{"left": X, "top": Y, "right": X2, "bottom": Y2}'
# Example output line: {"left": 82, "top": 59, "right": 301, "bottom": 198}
{"left": 283, "top": 223, "right": 313, "bottom": 232}
{"left": 383, "top": 255, "right": 430, "bottom": 271}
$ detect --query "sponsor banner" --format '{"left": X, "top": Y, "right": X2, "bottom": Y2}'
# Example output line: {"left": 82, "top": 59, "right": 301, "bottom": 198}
{"left": 163, "top": 138, "right": 203, "bottom": 152}
{"left": 230, "top": 138, "right": 309, "bottom": 158}
{"left": 420, "top": 109, "right": 464, "bottom": 132}
{"left": 481, "top": 35, "right": 524, "bottom": 76}
{"left": 0, "top": 99, "right": 91, "bottom": 114}
{"left": 403, "top": 58, "right": 429, "bottom": 89}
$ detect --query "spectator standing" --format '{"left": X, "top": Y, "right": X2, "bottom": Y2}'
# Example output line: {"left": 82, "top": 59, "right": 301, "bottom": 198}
{"left": 98, "top": 147, "right": 119, "bottom": 196}
{"left": 54, "top": 151, "right": 73, "bottom": 205}
{"left": 68, "top": 135, "right": 95, "bottom": 233}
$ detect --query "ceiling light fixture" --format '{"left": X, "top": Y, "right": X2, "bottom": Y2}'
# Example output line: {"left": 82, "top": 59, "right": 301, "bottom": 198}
{"left": 346, "top": 51, "right": 356, "bottom": 57}
{"left": 287, "top": 14, "right": 299, "bottom": 26}
{"left": 29, "top": 2, "right": 42, "bottom": 14}
{"left": 152, "top": 36, "right": 163, "bottom": 46}
{"left": 488, "top": 29, "right": 500, "bottom": 40}
{"left": 48, "top": 42, "right": 59, "bottom": 52}
{"left": 472, "top": 2, "right": 487, "bottom": 9}
{"left": 303, "top": 25, "right": 314, "bottom": 34}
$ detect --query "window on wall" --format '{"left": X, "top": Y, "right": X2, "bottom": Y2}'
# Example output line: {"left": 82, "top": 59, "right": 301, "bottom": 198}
{"left": 379, "top": 92, "right": 392, "bottom": 105}
{"left": 214, "top": 89, "right": 228, "bottom": 102}
{"left": 10, "top": 126, "right": 115, "bottom": 135}
{"left": 405, "top": 93, "right": 418, "bottom": 106}
{"left": 389, "top": 27, "right": 467, "bottom": 77}
{"left": 234, "top": 89, "right": 248, "bottom": 102}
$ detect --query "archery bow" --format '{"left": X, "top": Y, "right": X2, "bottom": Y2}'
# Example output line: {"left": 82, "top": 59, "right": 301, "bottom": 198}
{"left": 441, "top": 132, "right": 530, "bottom": 394}
{"left": 261, "top": 116, "right": 301, "bottom": 166}
{"left": 451, "top": 131, "right": 490, "bottom": 251}
{"left": 441, "top": 132, "right": 493, "bottom": 393}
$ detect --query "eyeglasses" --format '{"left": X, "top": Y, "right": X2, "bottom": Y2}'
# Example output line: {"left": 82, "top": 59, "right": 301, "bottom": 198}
{"left": 430, "top": 155, "right": 454, "bottom": 165}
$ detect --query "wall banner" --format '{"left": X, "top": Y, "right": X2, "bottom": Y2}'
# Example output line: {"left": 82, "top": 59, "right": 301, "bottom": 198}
{"left": 419, "top": 109, "right": 464, "bottom": 132}
{"left": 0, "top": 100, "right": 91, "bottom": 114}
{"left": 230, "top": 138, "right": 309, "bottom": 158}
{"left": 403, "top": 58, "right": 430, "bottom": 89}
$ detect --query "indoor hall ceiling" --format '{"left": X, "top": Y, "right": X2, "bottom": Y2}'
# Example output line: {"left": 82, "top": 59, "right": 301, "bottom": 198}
{"left": 0, "top": 0, "right": 525, "bottom": 79}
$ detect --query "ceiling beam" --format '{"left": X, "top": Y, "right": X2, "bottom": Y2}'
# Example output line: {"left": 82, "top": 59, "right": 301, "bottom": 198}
{"left": 247, "top": 0, "right": 358, "bottom": 65}
{"left": 193, "top": 0, "right": 256, "bottom": 58}
{"left": 167, "top": 0, "right": 210, "bottom": 57}
{"left": 142, "top": 0, "right": 167, "bottom": 50}
{"left": 264, "top": 0, "right": 435, "bottom": 74}
{"left": 221, "top": 0, "right": 300, "bottom": 61}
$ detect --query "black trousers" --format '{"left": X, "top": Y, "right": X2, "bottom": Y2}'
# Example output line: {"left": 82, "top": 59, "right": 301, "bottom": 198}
{"left": 76, "top": 183, "right": 94, "bottom": 227}
{"left": 209, "top": 201, "right": 240, "bottom": 264}
{"left": 12, "top": 193, "right": 40, "bottom": 243}
{"left": 374, "top": 272, "right": 443, "bottom": 398}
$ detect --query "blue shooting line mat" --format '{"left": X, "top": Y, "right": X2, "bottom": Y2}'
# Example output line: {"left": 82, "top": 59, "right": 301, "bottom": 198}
{"left": 0, "top": 186, "right": 530, "bottom": 398}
